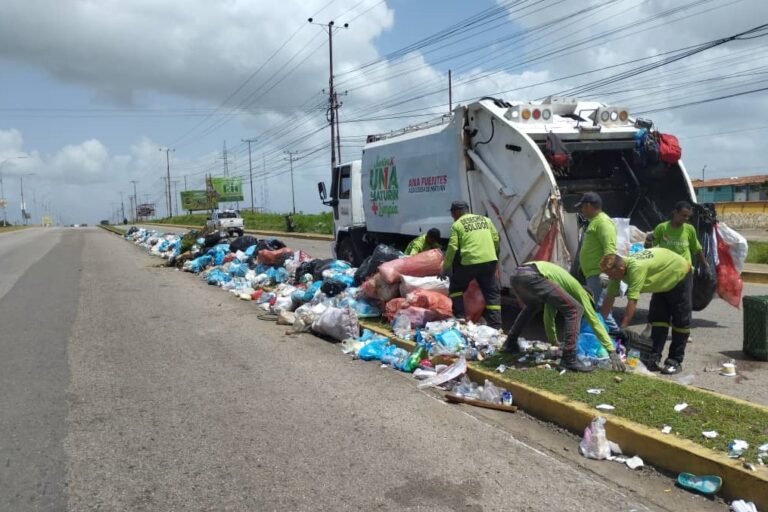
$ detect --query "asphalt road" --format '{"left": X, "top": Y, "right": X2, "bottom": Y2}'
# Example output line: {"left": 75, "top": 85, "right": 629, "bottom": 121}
{"left": 0, "top": 226, "right": 743, "bottom": 510}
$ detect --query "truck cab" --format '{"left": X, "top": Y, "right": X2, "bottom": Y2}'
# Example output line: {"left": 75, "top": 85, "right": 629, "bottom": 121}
{"left": 318, "top": 160, "right": 365, "bottom": 263}
{"left": 206, "top": 209, "right": 244, "bottom": 238}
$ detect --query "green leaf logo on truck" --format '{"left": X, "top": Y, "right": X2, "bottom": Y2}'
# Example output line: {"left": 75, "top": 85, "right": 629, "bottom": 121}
{"left": 370, "top": 157, "right": 399, "bottom": 217}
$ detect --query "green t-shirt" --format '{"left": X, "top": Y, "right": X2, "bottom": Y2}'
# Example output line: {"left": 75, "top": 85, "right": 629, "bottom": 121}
{"left": 405, "top": 233, "right": 441, "bottom": 255}
{"left": 652, "top": 221, "right": 701, "bottom": 266}
{"left": 529, "top": 261, "right": 614, "bottom": 352}
{"left": 443, "top": 214, "right": 500, "bottom": 270}
{"left": 606, "top": 248, "right": 691, "bottom": 300}
{"left": 579, "top": 212, "right": 617, "bottom": 278}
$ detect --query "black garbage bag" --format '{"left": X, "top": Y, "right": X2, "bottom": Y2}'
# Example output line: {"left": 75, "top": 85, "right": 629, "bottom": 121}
{"left": 321, "top": 280, "right": 348, "bottom": 297}
{"left": 353, "top": 244, "right": 401, "bottom": 285}
{"left": 294, "top": 259, "right": 318, "bottom": 281}
{"left": 230, "top": 235, "right": 259, "bottom": 253}
{"left": 126, "top": 226, "right": 139, "bottom": 235}
{"left": 312, "top": 259, "right": 337, "bottom": 281}
{"left": 692, "top": 203, "right": 717, "bottom": 312}
{"left": 256, "top": 238, "right": 286, "bottom": 251}
{"left": 202, "top": 231, "right": 222, "bottom": 249}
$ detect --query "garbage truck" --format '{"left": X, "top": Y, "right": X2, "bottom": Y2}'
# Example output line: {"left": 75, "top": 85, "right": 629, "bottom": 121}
{"left": 317, "top": 96, "right": 712, "bottom": 298}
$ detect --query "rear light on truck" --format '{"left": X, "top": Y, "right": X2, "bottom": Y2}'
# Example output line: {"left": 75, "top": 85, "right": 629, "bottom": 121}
{"left": 532, "top": 109, "right": 541, "bottom": 120}
{"left": 522, "top": 109, "right": 531, "bottom": 120}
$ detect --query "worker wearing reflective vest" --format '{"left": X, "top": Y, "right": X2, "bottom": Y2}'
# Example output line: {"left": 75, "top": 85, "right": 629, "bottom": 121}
{"left": 439, "top": 201, "right": 502, "bottom": 329}
{"left": 405, "top": 228, "right": 442, "bottom": 255}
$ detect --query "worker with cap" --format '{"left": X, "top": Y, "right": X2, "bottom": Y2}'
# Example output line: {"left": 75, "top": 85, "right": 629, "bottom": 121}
{"left": 599, "top": 248, "right": 692, "bottom": 374}
{"left": 405, "top": 228, "right": 442, "bottom": 255}
{"left": 503, "top": 261, "right": 626, "bottom": 373}
{"left": 439, "top": 201, "right": 502, "bottom": 329}
{"left": 575, "top": 191, "right": 620, "bottom": 334}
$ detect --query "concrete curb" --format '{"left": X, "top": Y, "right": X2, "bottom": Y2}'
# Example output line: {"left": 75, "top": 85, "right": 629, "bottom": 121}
{"left": 140, "top": 222, "right": 334, "bottom": 242}
{"left": 742, "top": 270, "right": 768, "bottom": 285}
{"left": 359, "top": 320, "right": 768, "bottom": 508}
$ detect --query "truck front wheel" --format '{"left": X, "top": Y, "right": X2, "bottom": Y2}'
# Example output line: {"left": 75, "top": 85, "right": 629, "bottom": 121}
{"left": 337, "top": 237, "right": 357, "bottom": 266}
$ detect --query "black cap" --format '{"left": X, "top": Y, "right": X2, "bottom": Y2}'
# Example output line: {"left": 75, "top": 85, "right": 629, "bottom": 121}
{"left": 449, "top": 200, "right": 469, "bottom": 212}
{"left": 575, "top": 192, "right": 602, "bottom": 208}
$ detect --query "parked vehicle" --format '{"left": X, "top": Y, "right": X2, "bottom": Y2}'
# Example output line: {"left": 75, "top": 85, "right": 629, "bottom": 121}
{"left": 206, "top": 209, "right": 244, "bottom": 237}
{"left": 318, "top": 96, "right": 708, "bottom": 300}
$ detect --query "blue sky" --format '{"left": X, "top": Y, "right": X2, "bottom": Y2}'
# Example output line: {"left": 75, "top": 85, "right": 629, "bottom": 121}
{"left": 0, "top": 0, "right": 766, "bottom": 224}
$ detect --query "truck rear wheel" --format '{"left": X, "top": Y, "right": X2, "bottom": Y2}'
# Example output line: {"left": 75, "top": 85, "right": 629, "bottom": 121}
{"left": 337, "top": 237, "right": 357, "bottom": 266}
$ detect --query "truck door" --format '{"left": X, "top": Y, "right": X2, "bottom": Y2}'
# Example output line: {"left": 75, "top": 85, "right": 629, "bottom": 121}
{"left": 335, "top": 164, "right": 353, "bottom": 226}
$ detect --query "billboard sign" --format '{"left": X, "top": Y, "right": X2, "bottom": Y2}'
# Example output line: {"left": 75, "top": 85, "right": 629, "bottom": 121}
{"left": 181, "top": 190, "right": 217, "bottom": 211}
{"left": 210, "top": 177, "right": 244, "bottom": 202}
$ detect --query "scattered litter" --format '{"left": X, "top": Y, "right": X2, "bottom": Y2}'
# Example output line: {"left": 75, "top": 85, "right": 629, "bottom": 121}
{"left": 608, "top": 441, "right": 623, "bottom": 455}
{"left": 495, "top": 364, "right": 507, "bottom": 373}
{"left": 517, "top": 356, "right": 528, "bottom": 363}
{"left": 580, "top": 417, "right": 611, "bottom": 460}
{"left": 677, "top": 473, "right": 722, "bottom": 495}
{"left": 559, "top": 369, "right": 567, "bottom": 376}
{"left": 413, "top": 368, "right": 436, "bottom": 380}
{"left": 730, "top": 500, "right": 758, "bottom": 512}
{"left": 596, "top": 404, "right": 615, "bottom": 411}
{"left": 721, "top": 361, "right": 737, "bottom": 377}
{"left": 743, "top": 462, "right": 756, "bottom": 471}
{"left": 626, "top": 456, "right": 644, "bottom": 470}
{"left": 702, "top": 431, "right": 718, "bottom": 439}
{"left": 728, "top": 439, "right": 749, "bottom": 458}
{"left": 674, "top": 403, "right": 688, "bottom": 412}
{"left": 661, "top": 425, "right": 672, "bottom": 434}
{"left": 586, "top": 388, "right": 603, "bottom": 395}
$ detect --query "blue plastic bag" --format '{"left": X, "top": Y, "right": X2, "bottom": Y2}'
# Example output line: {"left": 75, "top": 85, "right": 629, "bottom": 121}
{"left": 358, "top": 337, "right": 389, "bottom": 361}
{"left": 206, "top": 268, "right": 232, "bottom": 286}
{"left": 353, "top": 298, "right": 381, "bottom": 318}
{"left": 228, "top": 262, "right": 248, "bottom": 277}
{"left": 189, "top": 255, "right": 212, "bottom": 273}
{"left": 435, "top": 328, "right": 466, "bottom": 352}
{"left": 381, "top": 345, "right": 409, "bottom": 367}
{"left": 244, "top": 245, "right": 258, "bottom": 257}
{"left": 577, "top": 315, "right": 612, "bottom": 359}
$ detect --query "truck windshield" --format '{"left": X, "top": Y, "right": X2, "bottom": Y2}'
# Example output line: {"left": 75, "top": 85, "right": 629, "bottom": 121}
{"left": 219, "top": 212, "right": 238, "bottom": 218}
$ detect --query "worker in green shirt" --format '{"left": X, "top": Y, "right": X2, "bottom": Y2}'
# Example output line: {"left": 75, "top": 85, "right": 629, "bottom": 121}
{"left": 651, "top": 201, "right": 709, "bottom": 270}
{"left": 405, "top": 228, "right": 441, "bottom": 255}
{"left": 600, "top": 248, "right": 692, "bottom": 374}
{"left": 575, "top": 192, "right": 620, "bottom": 334}
{"left": 503, "top": 261, "right": 625, "bottom": 373}
{"left": 439, "top": 201, "right": 502, "bottom": 329}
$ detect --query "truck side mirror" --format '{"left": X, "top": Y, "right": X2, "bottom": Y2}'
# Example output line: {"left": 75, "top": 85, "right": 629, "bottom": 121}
{"left": 317, "top": 181, "right": 327, "bottom": 201}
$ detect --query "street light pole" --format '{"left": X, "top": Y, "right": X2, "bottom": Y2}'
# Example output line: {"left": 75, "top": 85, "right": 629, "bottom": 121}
{"left": 0, "top": 156, "right": 28, "bottom": 226}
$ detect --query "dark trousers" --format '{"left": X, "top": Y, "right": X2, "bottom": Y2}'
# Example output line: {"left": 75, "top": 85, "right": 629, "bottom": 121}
{"left": 508, "top": 268, "right": 583, "bottom": 353}
{"left": 649, "top": 271, "right": 692, "bottom": 363}
{"left": 449, "top": 261, "right": 501, "bottom": 329}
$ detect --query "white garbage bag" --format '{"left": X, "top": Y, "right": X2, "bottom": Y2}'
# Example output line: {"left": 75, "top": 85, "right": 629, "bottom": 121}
{"left": 399, "top": 275, "right": 449, "bottom": 296}
{"left": 311, "top": 306, "right": 359, "bottom": 341}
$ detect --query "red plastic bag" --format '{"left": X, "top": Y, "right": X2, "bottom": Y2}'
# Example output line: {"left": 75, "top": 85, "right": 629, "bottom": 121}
{"left": 405, "top": 289, "right": 453, "bottom": 318}
{"left": 658, "top": 133, "right": 681, "bottom": 164}
{"left": 257, "top": 247, "right": 293, "bottom": 266}
{"left": 464, "top": 280, "right": 486, "bottom": 322}
{"left": 385, "top": 298, "right": 407, "bottom": 321}
{"left": 715, "top": 225, "right": 743, "bottom": 308}
{"left": 533, "top": 222, "right": 558, "bottom": 262}
{"left": 251, "top": 289, "right": 264, "bottom": 301}
{"left": 378, "top": 249, "right": 443, "bottom": 284}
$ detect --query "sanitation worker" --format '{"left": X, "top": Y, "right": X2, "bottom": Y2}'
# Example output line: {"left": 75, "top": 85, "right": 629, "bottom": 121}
{"left": 405, "top": 228, "right": 442, "bottom": 255}
{"left": 651, "top": 200, "right": 709, "bottom": 271}
{"left": 439, "top": 201, "right": 501, "bottom": 329}
{"left": 600, "top": 248, "right": 692, "bottom": 374}
{"left": 575, "top": 191, "right": 620, "bottom": 334}
{"left": 503, "top": 261, "right": 626, "bottom": 373}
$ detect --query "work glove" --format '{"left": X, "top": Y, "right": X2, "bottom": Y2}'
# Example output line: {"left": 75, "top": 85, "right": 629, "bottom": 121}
{"left": 609, "top": 351, "right": 626, "bottom": 373}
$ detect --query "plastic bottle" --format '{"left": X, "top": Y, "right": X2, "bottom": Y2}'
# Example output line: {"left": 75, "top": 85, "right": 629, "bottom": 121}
{"left": 401, "top": 344, "right": 427, "bottom": 373}
{"left": 627, "top": 349, "right": 640, "bottom": 369}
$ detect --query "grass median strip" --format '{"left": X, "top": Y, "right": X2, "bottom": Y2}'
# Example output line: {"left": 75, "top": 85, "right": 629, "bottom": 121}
{"left": 0, "top": 225, "right": 31, "bottom": 233}
{"left": 478, "top": 353, "right": 768, "bottom": 461}
{"left": 155, "top": 211, "right": 333, "bottom": 235}
{"left": 99, "top": 225, "right": 126, "bottom": 236}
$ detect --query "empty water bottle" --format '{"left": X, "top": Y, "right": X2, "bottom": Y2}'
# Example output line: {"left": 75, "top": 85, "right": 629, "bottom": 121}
{"left": 627, "top": 349, "right": 640, "bottom": 369}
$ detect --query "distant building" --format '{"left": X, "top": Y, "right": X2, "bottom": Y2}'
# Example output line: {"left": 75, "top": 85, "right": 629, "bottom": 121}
{"left": 691, "top": 175, "right": 768, "bottom": 203}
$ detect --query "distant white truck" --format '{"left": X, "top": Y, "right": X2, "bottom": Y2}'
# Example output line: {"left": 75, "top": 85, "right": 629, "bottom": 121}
{"left": 318, "top": 96, "right": 708, "bottom": 297}
{"left": 207, "top": 209, "right": 244, "bottom": 237}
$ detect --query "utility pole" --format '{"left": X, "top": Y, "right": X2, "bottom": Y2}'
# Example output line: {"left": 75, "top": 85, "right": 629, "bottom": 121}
{"left": 130, "top": 180, "right": 139, "bottom": 222}
{"left": 310, "top": 18, "right": 348, "bottom": 174}
{"left": 171, "top": 180, "right": 181, "bottom": 216}
{"left": 702, "top": 165, "right": 707, "bottom": 181}
{"left": 159, "top": 147, "right": 175, "bottom": 218}
{"left": 284, "top": 150, "right": 299, "bottom": 215}
{"left": 242, "top": 138, "right": 257, "bottom": 211}
{"left": 222, "top": 141, "right": 229, "bottom": 176}
{"left": 120, "top": 192, "right": 125, "bottom": 222}
{"left": 448, "top": 69, "right": 452, "bottom": 113}
{"left": 262, "top": 154, "right": 268, "bottom": 210}
{"left": 19, "top": 173, "right": 34, "bottom": 226}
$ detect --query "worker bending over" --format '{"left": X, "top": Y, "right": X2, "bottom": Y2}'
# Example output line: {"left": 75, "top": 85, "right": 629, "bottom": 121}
{"left": 504, "top": 261, "right": 625, "bottom": 373}
{"left": 440, "top": 201, "right": 501, "bottom": 329}
{"left": 600, "top": 248, "right": 691, "bottom": 374}
{"left": 405, "top": 228, "right": 441, "bottom": 255}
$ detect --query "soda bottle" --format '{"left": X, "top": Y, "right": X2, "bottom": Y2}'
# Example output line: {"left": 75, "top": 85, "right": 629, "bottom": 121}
{"left": 627, "top": 349, "right": 640, "bottom": 369}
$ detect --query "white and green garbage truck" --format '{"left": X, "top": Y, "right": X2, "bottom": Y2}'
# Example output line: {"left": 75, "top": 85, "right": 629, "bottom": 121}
{"left": 317, "top": 96, "right": 712, "bottom": 300}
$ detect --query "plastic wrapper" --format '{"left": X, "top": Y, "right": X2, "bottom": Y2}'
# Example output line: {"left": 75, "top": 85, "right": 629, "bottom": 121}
{"left": 580, "top": 417, "right": 611, "bottom": 460}
{"left": 417, "top": 356, "right": 467, "bottom": 389}
{"left": 378, "top": 249, "right": 444, "bottom": 284}
{"left": 463, "top": 280, "right": 486, "bottom": 323}
{"left": 405, "top": 289, "right": 453, "bottom": 318}
{"left": 399, "top": 275, "right": 449, "bottom": 296}
{"left": 257, "top": 247, "right": 293, "bottom": 266}
{"left": 311, "top": 306, "right": 360, "bottom": 341}
{"left": 716, "top": 222, "right": 748, "bottom": 273}
{"left": 354, "top": 244, "right": 401, "bottom": 285}
{"left": 715, "top": 224, "right": 743, "bottom": 308}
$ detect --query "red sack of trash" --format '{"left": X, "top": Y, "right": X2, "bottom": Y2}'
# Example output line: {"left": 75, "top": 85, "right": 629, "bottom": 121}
{"left": 658, "top": 133, "right": 681, "bottom": 164}
{"left": 251, "top": 289, "right": 264, "bottom": 301}
{"left": 362, "top": 273, "right": 400, "bottom": 302}
{"left": 385, "top": 297, "right": 407, "bottom": 321}
{"left": 394, "top": 306, "right": 441, "bottom": 329}
{"left": 715, "top": 225, "right": 743, "bottom": 308}
{"left": 378, "top": 249, "right": 444, "bottom": 284}
{"left": 464, "top": 280, "right": 486, "bottom": 322}
{"left": 405, "top": 289, "right": 453, "bottom": 318}
{"left": 223, "top": 253, "right": 236, "bottom": 264}
{"left": 533, "top": 222, "right": 558, "bottom": 262}
{"left": 257, "top": 247, "right": 293, "bottom": 266}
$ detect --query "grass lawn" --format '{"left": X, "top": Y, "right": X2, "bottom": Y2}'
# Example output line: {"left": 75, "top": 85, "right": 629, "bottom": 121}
{"left": 478, "top": 352, "right": 768, "bottom": 461}
{"left": 747, "top": 240, "right": 768, "bottom": 264}
{"left": 154, "top": 211, "right": 333, "bottom": 234}
{"left": 0, "top": 225, "right": 31, "bottom": 233}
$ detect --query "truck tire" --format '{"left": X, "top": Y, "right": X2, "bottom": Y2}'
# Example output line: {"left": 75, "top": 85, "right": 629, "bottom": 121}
{"left": 337, "top": 237, "right": 358, "bottom": 266}
{"left": 235, "top": 229, "right": 244, "bottom": 237}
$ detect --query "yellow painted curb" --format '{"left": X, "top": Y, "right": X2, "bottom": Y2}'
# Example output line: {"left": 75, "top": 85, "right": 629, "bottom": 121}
{"left": 359, "top": 320, "right": 768, "bottom": 507}
{"left": 140, "top": 222, "right": 333, "bottom": 241}
{"left": 743, "top": 271, "right": 768, "bottom": 285}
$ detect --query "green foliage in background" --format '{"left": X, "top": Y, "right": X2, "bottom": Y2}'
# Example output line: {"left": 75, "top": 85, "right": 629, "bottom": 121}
{"left": 155, "top": 211, "right": 333, "bottom": 235}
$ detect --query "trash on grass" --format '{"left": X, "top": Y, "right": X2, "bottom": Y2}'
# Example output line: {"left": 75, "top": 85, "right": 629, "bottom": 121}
{"left": 586, "top": 388, "right": 603, "bottom": 395}
{"left": 596, "top": 404, "right": 615, "bottom": 411}
{"left": 661, "top": 425, "right": 672, "bottom": 434}
{"left": 702, "top": 431, "right": 718, "bottom": 439}
{"left": 674, "top": 403, "right": 688, "bottom": 412}
{"left": 728, "top": 439, "right": 749, "bottom": 458}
